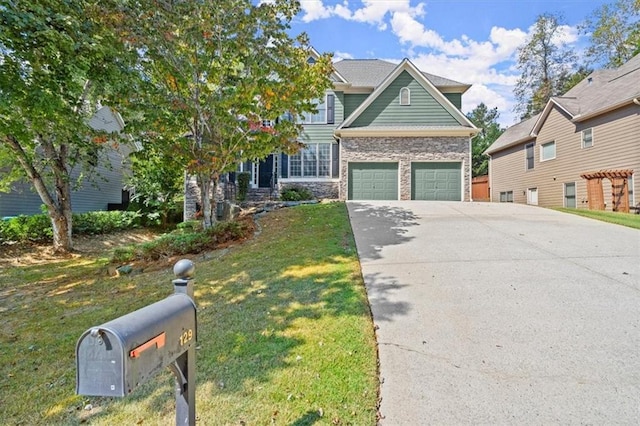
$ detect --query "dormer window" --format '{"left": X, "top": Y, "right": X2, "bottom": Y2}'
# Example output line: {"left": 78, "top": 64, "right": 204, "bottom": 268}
{"left": 400, "top": 87, "right": 410, "bottom": 105}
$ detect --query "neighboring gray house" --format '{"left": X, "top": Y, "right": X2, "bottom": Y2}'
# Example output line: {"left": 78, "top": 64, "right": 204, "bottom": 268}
{"left": 485, "top": 54, "right": 640, "bottom": 211}
{"left": 0, "top": 107, "right": 132, "bottom": 217}
{"left": 185, "top": 52, "right": 479, "bottom": 217}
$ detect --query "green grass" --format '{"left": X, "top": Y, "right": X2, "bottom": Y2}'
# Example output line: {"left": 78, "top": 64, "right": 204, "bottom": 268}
{"left": 554, "top": 207, "right": 640, "bottom": 229}
{"left": 0, "top": 202, "right": 379, "bottom": 425}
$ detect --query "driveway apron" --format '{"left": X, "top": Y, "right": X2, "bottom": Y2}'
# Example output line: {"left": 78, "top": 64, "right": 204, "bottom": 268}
{"left": 347, "top": 201, "right": 640, "bottom": 425}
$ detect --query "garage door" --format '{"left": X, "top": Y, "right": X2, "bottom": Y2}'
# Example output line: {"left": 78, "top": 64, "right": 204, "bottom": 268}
{"left": 412, "top": 162, "right": 461, "bottom": 201}
{"left": 349, "top": 162, "right": 398, "bottom": 200}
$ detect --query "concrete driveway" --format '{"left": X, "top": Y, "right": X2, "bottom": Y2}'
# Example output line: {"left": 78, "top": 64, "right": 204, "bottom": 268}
{"left": 347, "top": 201, "right": 640, "bottom": 425}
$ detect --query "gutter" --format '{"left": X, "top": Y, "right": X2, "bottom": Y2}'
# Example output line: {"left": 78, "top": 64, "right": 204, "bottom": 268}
{"left": 573, "top": 97, "right": 640, "bottom": 122}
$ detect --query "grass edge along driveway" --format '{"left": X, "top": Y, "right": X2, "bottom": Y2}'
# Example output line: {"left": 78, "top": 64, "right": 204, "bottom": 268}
{"left": 0, "top": 202, "right": 379, "bottom": 425}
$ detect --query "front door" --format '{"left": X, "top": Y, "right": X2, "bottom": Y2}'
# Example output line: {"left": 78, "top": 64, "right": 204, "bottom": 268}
{"left": 527, "top": 187, "right": 538, "bottom": 205}
{"left": 564, "top": 183, "right": 576, "bottom": 208}
{"left": 258, "top": 155, "right": 274, "bottom": 188}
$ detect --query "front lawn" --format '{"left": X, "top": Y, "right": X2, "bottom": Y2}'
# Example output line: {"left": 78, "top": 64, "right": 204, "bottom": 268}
{"left": 0, "top": 202, "right": 379, "bottom": 425}
{"left": 554, "top": 207, "right": 640, "bottom": 229}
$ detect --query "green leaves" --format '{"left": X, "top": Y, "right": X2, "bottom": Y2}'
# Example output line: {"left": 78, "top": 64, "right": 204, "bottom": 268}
{"left": 0, "top": 0, "right": 143, "bottom": 250}
{"left": 466, "top": 103, "right": 504, "bottom": 177}
{"left": 581, "top": 0, "right": 640, "bottom": 68}
{"left": 514, "top": 13, "right": 578, "bottom": 119}
{"left": 116, "top": 0, "right": 332, "bottom": 226}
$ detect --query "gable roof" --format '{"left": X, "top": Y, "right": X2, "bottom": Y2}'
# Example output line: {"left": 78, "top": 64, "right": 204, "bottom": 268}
{"left": 484, "top": 114, "right": 538, "bottom": 155}
{"left": 532, "top": 53, "right": 640, "bottom": 134}
{"left": 486, "top": 54, "right": 640, "bottom": 155}
{"left": 308, "top": 47, "right": 348, "bottom": 84}
{"left": 333, "top": 59, "right": 471, "bottom": 92}
{"left": 335, "top": 59, "right": 478, "bottom": 137}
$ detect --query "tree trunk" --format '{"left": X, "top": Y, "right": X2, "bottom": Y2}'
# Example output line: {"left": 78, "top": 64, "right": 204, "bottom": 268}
{"left": 198, "top": 174, "right": 213, "bottom": 229}
{"left": 4, "top": 135, "right": 74, "bottom": 252}
{"left": 49, "top": 206, "right": 73, "bottom": 253}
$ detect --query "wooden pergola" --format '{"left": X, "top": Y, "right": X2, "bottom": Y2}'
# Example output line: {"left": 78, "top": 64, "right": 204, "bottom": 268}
{"left": 580, "top": 169, "right": 634, "bottom": 213}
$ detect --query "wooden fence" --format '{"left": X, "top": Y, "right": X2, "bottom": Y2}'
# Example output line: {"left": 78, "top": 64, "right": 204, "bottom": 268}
{"left": 472, "top": 175, "right": 490, "bottom": 201}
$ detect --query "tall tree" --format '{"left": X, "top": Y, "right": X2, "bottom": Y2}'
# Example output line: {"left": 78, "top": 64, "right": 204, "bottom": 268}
{"left": 466, "top": 103, "right": 504, "bottom": 177}
{"left": 514, "top": 13, "right": 579, "bottom": 119}
{"left": 119, "top": 0, "right": 333, "bottom": 228}
{"left": 0, "top": 1, "right": 139, "bottom": 252}
{"left": 581, "top": 0, "right": 640, "bottom": 68}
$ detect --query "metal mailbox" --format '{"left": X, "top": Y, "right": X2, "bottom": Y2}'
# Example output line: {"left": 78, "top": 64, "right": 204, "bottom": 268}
{"left": 76, "top": 293, "right": 196, "bottom": 397}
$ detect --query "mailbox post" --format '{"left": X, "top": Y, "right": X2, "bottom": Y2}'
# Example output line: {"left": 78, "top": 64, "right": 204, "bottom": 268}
{"left": 171, "top": 259, "right": 196, "bottom": 425}
{"left": 76, "top": 259, "right": 197, "bottom": 426}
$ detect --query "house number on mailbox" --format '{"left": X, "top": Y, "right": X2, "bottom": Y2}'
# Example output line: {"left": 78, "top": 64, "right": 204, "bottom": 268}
{"left": 180, "top": 329, "right": 193, "bottom": 346}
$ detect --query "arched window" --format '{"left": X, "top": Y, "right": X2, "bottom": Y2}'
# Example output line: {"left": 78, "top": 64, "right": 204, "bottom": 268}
{"left": 399, "top": 87, "right": 410, "bottom": 105}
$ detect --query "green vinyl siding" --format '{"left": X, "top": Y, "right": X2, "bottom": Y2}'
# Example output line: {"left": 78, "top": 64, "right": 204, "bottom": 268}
{"left": 300, "top": 125, "right": 336, "bottom": 144}
{"left": 299, "top": 90, "right": 343, "bottom": 143}
{"left": 443, "top": 93, "right": 462, "bottom": 109}
{"left": 350, "top": 71, "right": 459, "bottom": 128}
{"left": 344, "top": 94, "right": 369, "bottom": 119}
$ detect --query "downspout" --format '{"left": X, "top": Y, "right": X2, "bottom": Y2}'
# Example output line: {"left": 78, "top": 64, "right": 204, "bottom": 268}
{"left": 469, "top": 136, "right": 473, "bottom": 202}
{"left": 487, "top": 154, "right": 492, "bottom": 202}
{"left": 633, "top": 98, "right": 640, "bottom": 105}
{"left": 333, "top": 133, "right": 343, "bottom": 200}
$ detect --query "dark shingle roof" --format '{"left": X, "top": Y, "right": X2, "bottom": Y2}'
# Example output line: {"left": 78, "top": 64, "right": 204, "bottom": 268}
{"left": 485, "top": 53, "right": 640, "bottom": 155}
{"left": 555, "top": 53, "right": 640, "bottom": 119}
{"left": 485, "top": 114, "right": 538, "bottom": 155}
{"left": 333, "top": 59, "right": 469, "bottom": 89}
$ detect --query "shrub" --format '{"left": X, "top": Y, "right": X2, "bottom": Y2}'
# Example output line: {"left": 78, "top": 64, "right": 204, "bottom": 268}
{"left": 176, "top": 220, "right": 203, "bottom": 233}
{"left": 111, "top": 219, "right": 254, "bottom": 262}
{"left": 0, "top": 214, "right": 52, "bottom": 243}
{"left": 73, "top": 211, "right": 142, "bottom": 235}
{"left": 0, "top": 210, "right": 143, "bottom": 244}
{"left": 237, "top": 172, "right": 251, "bottom": 201}
{"left": 280, "top": 185, "right": 314, "bottom": 202}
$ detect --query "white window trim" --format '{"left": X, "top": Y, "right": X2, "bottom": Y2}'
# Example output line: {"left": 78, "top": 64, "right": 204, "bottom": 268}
{"left": 540, "top": 141, "right": 556, "bottom": 162}
{"left": 581, "top": 128, "right": 593, "bottom": 149}
{"left": 399, "top": 87, "right": 410, "bottom": 105}
{"left": 288, "top": 143, "right": 334, "bottom": 179}
{"left": 300, "top": 94, "right": 328, "bottom": 125}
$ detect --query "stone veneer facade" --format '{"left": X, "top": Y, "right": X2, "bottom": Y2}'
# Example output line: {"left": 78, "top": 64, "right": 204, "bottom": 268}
{"left": 278, "top": 181, "right": 339, "bottom": 199}
{"left": 184, "top": 175, "right": 224, "bottom": 221}
{"left": 339, "top": 136, "right": 471, "bottom": 201}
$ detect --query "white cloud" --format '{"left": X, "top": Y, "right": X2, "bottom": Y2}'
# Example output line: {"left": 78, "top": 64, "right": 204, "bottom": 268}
{"left": 333, "top": 51, "right": 354, "bottom": 61}
{"left": 350, "top": 0, "right": 425, "bottom": 30}
{"left": 300, "top": 0, "right": 426, "bottom": 31}
{"left": 300, "top": 0, "right": 334, "bottom": 22}
{"left": 296, "top": 1, "right": 583, "bottom": 127}
{"left": 409, "top": 52, "right": 521, "bottom": 127}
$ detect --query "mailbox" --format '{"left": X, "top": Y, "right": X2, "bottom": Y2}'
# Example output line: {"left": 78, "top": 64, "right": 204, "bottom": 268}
{"left": 76, "top": 293, "right": 196, "bottom": 397}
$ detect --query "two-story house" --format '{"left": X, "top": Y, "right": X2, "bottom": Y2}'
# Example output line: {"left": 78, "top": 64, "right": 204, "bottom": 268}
{"left": 0, "top": 106, "right": 133, "bottom": 218}
{"left": 221, "top": 52, "right": 479, "bottom": 205}
{"left": 485, "top": 54, "right": 640, "bottom": 212}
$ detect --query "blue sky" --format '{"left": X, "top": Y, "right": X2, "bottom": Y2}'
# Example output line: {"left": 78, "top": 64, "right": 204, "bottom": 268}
{"left": 287, "top": 0, "right": 612, "bottom": 126}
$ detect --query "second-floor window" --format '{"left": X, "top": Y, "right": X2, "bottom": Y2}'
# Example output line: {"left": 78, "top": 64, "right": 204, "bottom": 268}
{"left": 540, "top": 141, "right": 556, "bottom": 161}
{"left": 582, "top": 128, "right": 593, "bottom": 148}
{"left": 525, "top": 142, "right": 535, "bottom": 170}
{"left": 299, "top": 94, "right": 335, "bottom": 124}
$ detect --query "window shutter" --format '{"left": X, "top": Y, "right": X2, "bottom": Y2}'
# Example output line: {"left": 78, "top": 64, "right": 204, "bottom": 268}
{"left": 327, "top": 94, "right": 335, "bottom": 124}
{"left": 280, "top": 153, "right": 288, "bottom": 178}
{"left": 331, "top": 143, "right": 339, "bottom": 178}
